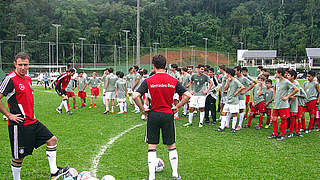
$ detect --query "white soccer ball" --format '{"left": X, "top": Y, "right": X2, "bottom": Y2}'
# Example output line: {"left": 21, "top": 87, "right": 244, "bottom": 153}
{"left": 155, "top": 158, "right": 165, "bottom": 172}
{"left": 63, "top": 168, "right": 78, "bottom": 180}
{"left": 77, "top": 171, "right": 93, "bottom": 180}
{"left": 101, "top": 175, "right": 116, "bottom": 180}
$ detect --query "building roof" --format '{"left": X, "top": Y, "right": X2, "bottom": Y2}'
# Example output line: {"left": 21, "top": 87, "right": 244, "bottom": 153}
{"left": 242, "top": 50, "right": 277, "bottom": 58}
{"left": 306, "top": 48, "right": 320, "bottom": 58}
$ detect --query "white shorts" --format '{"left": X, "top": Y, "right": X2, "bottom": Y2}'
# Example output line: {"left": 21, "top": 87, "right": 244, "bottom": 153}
{"left": 117, "top": 98, "right": 126, "bottom": 103}
{"left": 239, "top": 100, "right": 246, "bottom": 110}
{"left": 223, "top": 103, "right": 239, "bottom": 114}
{"left": 173, "top": 93, "right": 179, "bottom": 100}
{"left": 105, "top": 92, "right": 116, "bottom": 99}
{"left": 127, "top": 88, "right": 133, "bottom": 94}
{"left": 189, "top": 96, "right": 206, "bottom": 108}
{"left": 221, "top": 94, "right": 227, "bottom": 104}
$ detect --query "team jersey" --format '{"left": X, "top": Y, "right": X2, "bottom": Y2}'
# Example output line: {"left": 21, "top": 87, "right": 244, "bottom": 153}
{"left": 290, "top": 81, "right": 300, "bottom": 113}
{"left": 303, "top": 81, "right": 318, "bottom": 102}
{"left": 132, "top": 73, "right": 141, "bottom": 90}
{"left": 55, "top": 72, "right": 71, "bottom": 90}
{"left": 252, "top": 83, "right": 266, "bottom": 105}
{"left": 125, "top": 73, "right": 134, "bottom": 89}
{"left": 87, "top": 77, "right": 101, "bottom": 88}
{"left": 236, "top": 75, "right": 250, "bottom": 100}
{"left": 78, "top": 77, "right": 87, "bottom": 92}
{"left": 106, "top": 73, "right": 118, "bottom": 92}
{"left": 225, "top": 78, "right": 243, "bottom": 105}
{"left": 297, "top": 85, "right": 307, "bottom": 107}
{"left": 220, "top": 74, "right": 227, "bottom": 95}
{"left": 171, "top": 71, "right": 180, "bottom": 80}
{"left": 240, "top": 74, "right": 253, "bottom": 96}
{"left": 244, "top": 74, "right": 255, "bottom": 82}
{"left": 264, "top": 88, "right": 274, "bottom": 109}
{"left": 101, "top": 74, "right": 108, "bottom": 89}
{"left": 115, "top": 79, "right": 127, "bottom": 99}
{"left": 0, "top": 71, "right": 37, "bottom": 126}
{"left": 136, "top": 73, "right": 187, "bottom": 114}
{"left": 181, "top": 73, "right": 191, "bottom": 88}
{"left": 65, "top": 79, "right": 75, "bottom": 92}
{"left": 274, "top": 78, "right": 295, "bottom": 109}
{"left": 191, "top": 73, "right": 210, "bottom": 96}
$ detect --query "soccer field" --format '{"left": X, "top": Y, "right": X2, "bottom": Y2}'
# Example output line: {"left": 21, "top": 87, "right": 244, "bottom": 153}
{"left": 1, "top": 86, "right": 320, "bottom": 179}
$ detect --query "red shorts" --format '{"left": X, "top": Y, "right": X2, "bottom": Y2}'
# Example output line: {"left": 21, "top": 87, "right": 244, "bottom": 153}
{"left": 273, "top": 108, "right": 290, "bottom": 119}
{"left": 91, "top": 87, "right": 99, "bottom": 97}
{"left": 245, "top": 95, "right": 250, "bottom": 104}
{"left": 305, "top": 99, "right": 317, "bottom": 114}
{"left": 297, "top": 106, "right": 305, "bottom": 119}
{"left": 266, "top": 108, "right": 272, "bottom": 116}
{"left": 250, "top": 101, "right": 265, "bottom": 113}
{"left": 78, "top": 91, "right": 86, "bottom": 97}
{"left": 66, "top": 92, "right": 75, "bottom": 97}
{"left": 290, "top": 112, "right": 297, "bottom": 116}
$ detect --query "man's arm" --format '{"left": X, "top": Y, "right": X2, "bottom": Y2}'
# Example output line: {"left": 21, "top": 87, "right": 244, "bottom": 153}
{"left": 316, "top": 84, "right": 320, "bottom": 103}
{"left": 282, "top": 86, "right": 299, "bottom": 101}
{"left": 202, "top": 80, "right": 213, "bottom": 95}
{"left": 133, "top": 92, "right": 145, "bottom": 113}
{"left": 0, "top": 94, "right": 23, "bottom": 123}
{"left": 172, "top": 91, "right": 192, "bottom": 113}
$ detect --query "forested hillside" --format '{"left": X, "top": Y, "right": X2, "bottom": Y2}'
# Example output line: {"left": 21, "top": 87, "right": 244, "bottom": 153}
{"left": 0, "top": 0, "right": 319, "bottom": 64}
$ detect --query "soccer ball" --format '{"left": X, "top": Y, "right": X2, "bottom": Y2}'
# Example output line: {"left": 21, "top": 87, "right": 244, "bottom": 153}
{"left": 155, "top": 158, "right": 165, "bottom": 172}
{"left": 77, "top": 171, "right": 93, "bottom": 180}
{"left": 101, "top": 175, "right": 116, "bottom": 180}
{"left": 63, "top": 168, "right": 78, "bottom": 180}
{"left": 3, "top": 115, "right": 8, "bottom": 121}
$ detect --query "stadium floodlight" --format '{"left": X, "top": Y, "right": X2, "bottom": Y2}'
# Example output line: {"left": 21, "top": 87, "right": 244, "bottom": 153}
{"left": 52, "top": 24, "right": 61, "bottom": 70}
{"left": 190, "top": 45, "right": 195, "bottom": 66}
{"left": 17, "top": 34, "right": 26, "bottom": 52}
{"left": 118, "top": 46, "right": 122, "bottom": 67}
{"left": 122, "top": 30, "right": 130, "bottom": 72}
{"left": 136, "top": 0, "right": 140, "bottom": 66}
{"left": 203, "top": 38, "right": 208, "bottom": 65}
{"left": 153, "top": 42, "right": 160, "bottom": 55}
{"left": 79, "top": 37, "right": 86, "bottom": 68}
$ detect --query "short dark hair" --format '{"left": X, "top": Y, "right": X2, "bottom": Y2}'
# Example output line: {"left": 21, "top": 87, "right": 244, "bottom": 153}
{"left": 197, "top": 64, "right": 205, "bottom": 69}
{"left": 288, "top": 69, "right": 297, "bottom": 79}
{"left": 226, "top": 68, "right": 235, "bottom": 77}
{"left": 266, "top": 79, "right": 272, "bottom": 84}
{"left": 109, "top": 67, "right": 114, "bottom": 73}
{"left": 234, "top": 66, "right": 242, "bottom": 72}
{"left": 69, "top": 68, "right": 76, "bottom": 73}
{"left": 308, "top": 71, "right": 315, "bottom": 77}
{"left": 15, "top": 52, "right": 30, "bottom": 61}
{"left": 134, "top": 65, "right": 139, "bottom": 71}
{"left": 143, "top": 69, "right": 148, "bottom": 75}
{"left": 257, "top": 75, "right": 266, "bottom": 81}
{"left": 152, "top": 55, "right": 166, "bottom": 69}
{"left": 208, "top": 68, "right": 214, "bottom": 73}
{"left": 128, "top": 67, "right": 133, "bottom": 72}
{"left": 171, "top": 64, "right": 178, "bottom": 70}
{"left": 258, "top": 66, "right": 263, "bottom": 70}
{"left": 276, "top": 68, "right": 286, "bottom": 76}
{"left": 205, "top": 65, "right": 211, "bottom": 69}
{"left": 116, "top": 71, "right": 120, "bottom": 76}
{"left": 242, "top": 67, "right": 248, "bottom": 72}
{"left": 119, "top": 71, "right": 124, "bottom": 78}
{"left": 219, "top": 64, "right": 226, "bottom": 71}
{"left": 182, "top": 67, "right": 188, "bottom": 72}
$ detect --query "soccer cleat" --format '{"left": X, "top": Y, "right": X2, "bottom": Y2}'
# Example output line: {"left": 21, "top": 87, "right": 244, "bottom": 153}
{"left": 236, "top": 125, "right": 241, "bottom": 131}
{"left": 67, "top": 111, "right": 73, "bottom": 115}
{"left": 211, "top": 121, "right": 217, "bottom": 125}
{"left": 101, "top": 104, "right": 105, "bottom": 107}
{"left": 68, "top": 107, "right": 72, "bottom": 109}
{"left": 181, "top": 113, "right": 186, "bottom": 117}
{"left": 51, "top": 166, "right": 70, "bottom": 180}
{"left": 265, "top": 124, "right": 269, "bottom": 129}
{"left": 287, "top": 133, "right": 294, "bottom": 138}
{"left": 255, "top": 126, "right": 261, "bottom": 130}
{"left": 73, "top": 106, "right": 78, "bottom": 109}
{"left": 305, "top": 129, "right": 311, "bottom": 134}
{"left": 117, "top": 112, "right": 125, "bottom": 114}
{"left": 243, "top": 124, "right": 250, "bottom": 128}
{"left": 124, "top": 111, "right": 128, "bottom": 113}
{"left": 89, "top": 104, "right": 93, "bottom": 108}
{"left": 276, "top": 136, "right": 285, "bottom": 141}
{"left": 217, "top": 128, "right": 225, "bottom": 132}
{"left": 183, "top": 122, "right": 192, "bottom": 127}
{"left": 110, "top": 110, "right": 114, "bottom": 113}
{"left": 56, "top": 108, "right": 62, "bottom": 114}
{"left": 172, "top": 175, "right": 181, "bottom": 180}
{"left": 267, "top": 134, "right": 277, "bottom": 139}
{"left": 231, "top": 129, "right": 236, "bottom": 133}
{"left": 174, "top": 116, "right": 179, "bottom": 120}
{"left": 199, "top": 123, "right": 203, "bottom": 128}
{"left": 94, "top": 104, "right": 97, "bottom": 108}
{"left": 103, "top": 110, "right": 109, "bottom": 114}
{"left": 296, "top": 133, "right": 304, "bottom": 137}
{"left": 204, "top": 120, "right": 210, "bottom": 124}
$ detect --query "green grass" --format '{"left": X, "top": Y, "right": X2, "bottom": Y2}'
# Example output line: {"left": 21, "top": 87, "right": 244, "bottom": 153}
{"left": 1, "top": 86, "right": 320, "bottom": 179}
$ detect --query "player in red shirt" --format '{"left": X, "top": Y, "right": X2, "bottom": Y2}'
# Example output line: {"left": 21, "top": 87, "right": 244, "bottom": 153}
{"left": 0, "top": 52, "right": 69, "bottom": 180}
{"left": 134, "top": 55, "right": 191, "bottom": 180}
{"left": 52, "top": 68, "right": 76, "bottom": 114}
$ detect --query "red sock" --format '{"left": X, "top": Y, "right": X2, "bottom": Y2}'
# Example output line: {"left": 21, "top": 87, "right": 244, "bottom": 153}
{"left": 297, "top": 120, "right": 301, "bottom": 133}
{"left": 302, "top": 117, "right": 306, "bottom": 129}
{"left": 248, "top": 115, "right": 253, "bottom": 126}
{"left": 258, "top": 115, "right": 263, "bottom": 127}
{"left": 273, "top": 120, "right": 279, "bottom": 136}
{"left": 266, "top": 116, "right": 271, "bottom": 125}
{"left": 280, "top": 118, "right": 287, "bottom": 137}
{"left": 308, "top": 116, "right": 315, "bottom": 130}
{"left": 289, "top": 116, "right": 296, "bottom": 134}
{"left": 316, "top": 119, "right": 320, "bottom": 129}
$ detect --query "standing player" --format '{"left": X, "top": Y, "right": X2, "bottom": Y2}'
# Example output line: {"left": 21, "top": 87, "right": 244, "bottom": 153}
{"left": 54, "top": 68, "right": 76, "bottom": 115}
{"left": 65, "top": 78, "right": 77, "bottom": 109}
{"left": 264, "top": 79, "right": 274, "bottom": 128}
{"left": 133, "top": 54, "right": 191, "bottom": 180}
{"left": 181, "top": 67, "right": 191, "bottom": 117}
{"left": 303, "top": 71, "right": 320, "bottom": 133}
{"left": 268, "top": 68, "right": 299, "bottom": 141}
{"left": 217, "top": 65, "right": 228, "bottom": 124}
{"left": 101, "top": 68, "right": 109, "bottom": 107}
{"left": 217, "top": 68, "right": 245, "bottom": 133}
{"left": 132, "top": 66, "right": 142, "bottom": 113}
{"left": 115, "top": 72, "right": 128, "bottom": 114}
{"left": 87, "top": 72, "right": 102, "bottom": 108}
{"left": 183, "top": 64, "right": 213, "bottom": 127}
{"left": 125, "top": 67, "right": 134, "bottom": 106}
{"left": 204, "top": 68, "right": 219, "bottom": 125}
{"left": 241, "top": 67, "right": 255, "bottom": 120}
{"left": 0, "top": 52, "right": 69, "bottom": 180}
{"left": 104, "top": 68, "right": 118, "bottom": 113}
{"left": 170, "top": 64, "right": 182, "bottom": 119}
{"left": 77, "top": 71, "right": 87, "bottom": 108}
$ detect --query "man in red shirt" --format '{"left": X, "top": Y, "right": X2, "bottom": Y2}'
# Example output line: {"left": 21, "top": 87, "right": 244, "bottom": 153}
{"left": 52, "top": 68, "right": 76, "bottom": 115}
{"left": 134, "top": 55, "right": 191, "bottom": 180}
{"left": 0, "top": 52, "right": 69, "bottom": 180}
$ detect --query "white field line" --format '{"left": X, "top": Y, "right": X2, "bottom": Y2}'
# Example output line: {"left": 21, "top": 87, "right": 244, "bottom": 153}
{"left": 90, "top": 123, "right": 145, "bottom": 177}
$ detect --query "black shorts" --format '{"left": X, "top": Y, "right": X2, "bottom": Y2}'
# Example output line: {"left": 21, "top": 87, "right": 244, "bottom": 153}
{"left": 8, "top": 121, "right": 54, "bottom": 159}
{"left": 145, "top": 111, "right": 176, "bottom": 145}
{"left": 55, "top": 86, "right": 67, "bottom": 96}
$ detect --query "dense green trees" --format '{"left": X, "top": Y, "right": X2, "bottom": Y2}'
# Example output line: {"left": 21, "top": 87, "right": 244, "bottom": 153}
{"left": 1, "top": 0, "right": 319, "bottom": 64}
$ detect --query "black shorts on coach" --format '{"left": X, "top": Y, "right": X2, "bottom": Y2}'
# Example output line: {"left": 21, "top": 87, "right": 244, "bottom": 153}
{"left": 8, "top": 121, "right": 54, "bottom": 159}
{"left": 55, "top": 85, "right": 67, "bottom": 96}
{"left": 145, "top": 111, "right": 176, "bottom": 145}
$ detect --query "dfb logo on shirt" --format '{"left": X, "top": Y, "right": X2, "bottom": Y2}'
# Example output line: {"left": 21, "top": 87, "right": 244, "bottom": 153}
{"left": 19, "top": 84, "right": 25, "bottom": 91}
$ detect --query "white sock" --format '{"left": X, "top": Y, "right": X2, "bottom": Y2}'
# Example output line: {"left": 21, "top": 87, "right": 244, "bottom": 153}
{"left": 58, "top": 101, "right": 63, "bottom": 109}
{"left": 11, "top": 161, "right": 22, "bottom": 180}
{"left": 129, "top": 96, "right": 133, "bottom": 104}
{"left": 239, "top": 112, "right": 245, "bottom": 127}
{"left": 169, "top": 148, "right": 179, "bottom": 177}
{"left": 226, "top": 113, "right": 231, "bottom": 127}
{"left": 220, "top": 116, "right": 226, "bottom": 129}
{"left": 62, "top": 100, "right": 68, "bottom": 112}
{"left": 124, "top": 102, "right": 127, "bottom": 111}
{"left": 119, "top": 102, "right": 124, "bottom": 112}
{"left": 103, "top": 95, "right": 106, "bottom": 105}
{"left": 183, "top": 104, "right": 188, "bottom": 115}
{"left": 148, "top": 150, "right": 157, "bottom": 180}
{"left": 200, "top": 111, "right": 205, "bottom": 124}
{"left": 46, "top": 145, "right": 58, "bottom": 174}
{"left": 232, "top": 116, "right": 238, "bottom": 129}
{"left": 112, "top": 106, "right": 115, "bottom": 112}
{"left": 135, "top": 103, "right": 139, "bottom": 111}
{"left": 188, "top": 113, "right": 193, "bottom": 124}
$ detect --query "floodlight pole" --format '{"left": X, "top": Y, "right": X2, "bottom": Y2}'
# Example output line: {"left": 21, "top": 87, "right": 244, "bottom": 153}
{"left": 52, "top": 24, "right": 61, "bottom": 70}
{"left": 136, "top": 0, "right": 141, "bottom": 66}
{"left": 122, "top": 30, "right": 130, "bottom": 72}
{"left": 17, "top": 34, "right": 26, "bottom": 52}
{"left": 203, "top": 38, "right": 208, "bottom": 65}
{"left": 79, "top": 37, "right": 86, "bottom": 68}
{"left": 118, "top": 46, "right": 122, "bottom": 69}
{"left": 190, "top": 45, "right": 195, "bottom": 66}
{"left": 72, "top": 43, "right": 75, "bottom": 68}
{"left": 153, "top": 42, "right": 159, "bottom": 55}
